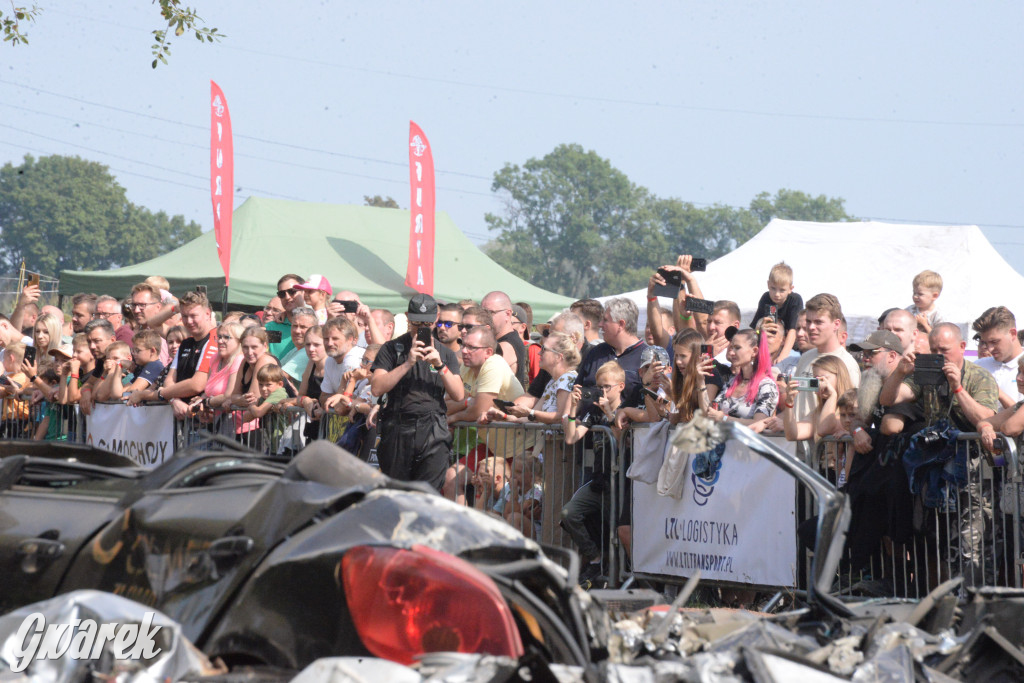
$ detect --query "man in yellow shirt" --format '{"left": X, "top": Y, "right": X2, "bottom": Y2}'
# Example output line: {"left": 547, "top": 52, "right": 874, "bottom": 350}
{"left": 448, "top": 327, "right": 524, "bottom": 461}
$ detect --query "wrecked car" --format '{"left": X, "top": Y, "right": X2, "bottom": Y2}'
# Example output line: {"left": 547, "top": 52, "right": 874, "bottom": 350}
{"left": 3, "top": 420, "right": 1022, "bottom": 682}
{"left": 0, "top": 438, "right": 599, "bottom": 672}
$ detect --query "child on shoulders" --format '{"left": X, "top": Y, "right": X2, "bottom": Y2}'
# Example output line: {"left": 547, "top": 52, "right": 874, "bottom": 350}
{"left": 750, "top": 262, "right": 803, "bottom": 360}
{"left": 906, "top": 270, "right": 944, "bottom": 334}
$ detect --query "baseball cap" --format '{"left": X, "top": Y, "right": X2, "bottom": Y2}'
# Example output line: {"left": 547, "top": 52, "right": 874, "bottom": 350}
{"left": 407, "top": 293, "right": 438, "bottom": 323}
{"left": 295, "top": 274, "right": 332, "bottom": 294}
{"left": 510, "top": 304, "right": 529, "bottom": 325}
{"left": 48, "top": 343, "right": 74, "bottom": 360}
{"left": 848, "top": 330, "right": 903, "bottom": 354}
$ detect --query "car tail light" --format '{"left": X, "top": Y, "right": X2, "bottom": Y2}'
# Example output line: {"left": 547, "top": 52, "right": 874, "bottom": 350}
{"left": 341, "top": 544, "right": 524, "bottom": 665}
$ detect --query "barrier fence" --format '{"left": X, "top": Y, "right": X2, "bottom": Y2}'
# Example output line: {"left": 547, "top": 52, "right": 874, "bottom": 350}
{"left": 13, "top": 394, "right": 1024, "bottom": 599}
{"left": 811, "top": 433, "right": 1023, "bottom": 599}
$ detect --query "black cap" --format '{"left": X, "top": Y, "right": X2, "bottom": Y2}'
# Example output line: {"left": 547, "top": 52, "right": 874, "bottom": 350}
{"left": 407, "top": 293, "right": 438, "bottom": 322}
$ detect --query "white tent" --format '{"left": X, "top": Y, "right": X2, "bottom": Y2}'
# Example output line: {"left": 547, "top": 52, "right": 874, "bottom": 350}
{"left": 605, "top": 219, "right": 1024, "bottom": 347}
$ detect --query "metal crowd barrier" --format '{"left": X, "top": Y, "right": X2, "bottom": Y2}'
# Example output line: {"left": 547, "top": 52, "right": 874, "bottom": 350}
{"left": 447, "top": 421, "right": 625, "bottom": 586}
{"left": 0, "top": 395, "right": 84, "bottom": 442}
{"left": 616, "top": 422, "right": 1024, "bottom": 605}
{"left": 174, "top": 405, "right": 353, "bottom": 457}
{"left": 812, "top": 433, "right": 1023, "bottom": 599}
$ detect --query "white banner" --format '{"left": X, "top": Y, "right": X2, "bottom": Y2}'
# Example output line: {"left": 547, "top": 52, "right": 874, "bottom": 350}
{"left": 85, "top": 403, "right": 175, "bottom": 468}
{"left": 632, "top": 436, "right": 798, "bottom": 587}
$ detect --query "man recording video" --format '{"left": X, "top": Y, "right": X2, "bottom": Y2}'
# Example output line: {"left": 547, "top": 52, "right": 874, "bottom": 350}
{"left": 879, "top": 322, "right": 997, "bottom": 431}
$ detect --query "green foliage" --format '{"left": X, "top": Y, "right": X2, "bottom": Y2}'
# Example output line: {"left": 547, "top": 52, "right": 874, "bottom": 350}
{"left": 151, "top": 0, "right": 222, "bottom": 68}
{"left": 0, "top": 154, "right": 202, "bottom": 276}
{"left": 0, "top": 4, "right": 40, "bottom": 45}
{"left": 485, "top": 144, "right": 646, "bottom": 297}
{"left": 748, "top": 189, "right": 854, "bottom": 225}
{"left": 485, "top": 145, "right": 855, "bottom": 298}
{"left": 0, "top": 2, "right": 220, "bottom": 65}
{"left": 363, "top": 195, "right": 401, "bottom": 209}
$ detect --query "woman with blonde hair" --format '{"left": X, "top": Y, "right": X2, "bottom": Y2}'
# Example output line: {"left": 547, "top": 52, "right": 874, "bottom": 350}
{"left": 781, "top": 354, "right": 854, "bottom": 441}
{"left": 643, "top": 329, "right": 721, "bottom": 424}
{"left": 32, "top": 313, "right": 63, "bottom": 356}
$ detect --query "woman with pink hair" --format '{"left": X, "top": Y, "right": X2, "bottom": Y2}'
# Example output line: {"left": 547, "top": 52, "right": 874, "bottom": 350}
{"left": 706, "top": 328, "right": 778, "bottom": 429}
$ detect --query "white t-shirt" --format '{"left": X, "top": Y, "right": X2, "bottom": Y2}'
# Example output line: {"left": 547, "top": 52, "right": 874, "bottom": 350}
{"left": 321, "top": 345, "right": 366, "bottom": 394}
{"left": 792, "top": 347, "right": 862, "bottom": 421}
{"left": 974, "top": 351, "right": 1024, "bottom": 403}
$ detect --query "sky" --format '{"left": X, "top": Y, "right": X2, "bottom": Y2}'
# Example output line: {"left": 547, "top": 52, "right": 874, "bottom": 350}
{"left": 1, "top": 1, "right": 1022, "bottom": 284}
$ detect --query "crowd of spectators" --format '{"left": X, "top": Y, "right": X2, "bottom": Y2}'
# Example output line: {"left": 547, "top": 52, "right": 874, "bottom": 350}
{"left": 1, "top": 257, "right": 1020, "bottom": 592}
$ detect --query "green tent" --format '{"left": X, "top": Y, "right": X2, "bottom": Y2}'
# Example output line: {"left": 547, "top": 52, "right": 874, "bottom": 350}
{"left": 59, "top": 197, "right": 574, "bottom": 321}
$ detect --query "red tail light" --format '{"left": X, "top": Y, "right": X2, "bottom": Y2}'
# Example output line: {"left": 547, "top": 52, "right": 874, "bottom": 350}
{"left": 341, "top": 544, "right": 524, "bottom": 665}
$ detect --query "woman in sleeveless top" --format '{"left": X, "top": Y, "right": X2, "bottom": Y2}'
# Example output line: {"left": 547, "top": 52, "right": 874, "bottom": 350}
{"left": 298, "top": 325, "right": 328, "bottom": 441}
{"left": 195, "top": 322, "right": 244, "bottom": 431}
{"left": 221, "top": 327, "right": 278, "bottom": 444}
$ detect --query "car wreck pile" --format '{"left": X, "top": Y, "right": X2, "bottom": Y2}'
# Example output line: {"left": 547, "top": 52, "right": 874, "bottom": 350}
{"left": 0, "top": 424, "right": 1021, "bottom": 682}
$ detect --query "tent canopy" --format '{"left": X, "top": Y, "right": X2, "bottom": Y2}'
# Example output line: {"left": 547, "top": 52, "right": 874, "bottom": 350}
{"left": 60, "top": 197, "right": 574, "bottom": 321}
{"left": 607, "top": 219, "right": 1024, "bottom": 345}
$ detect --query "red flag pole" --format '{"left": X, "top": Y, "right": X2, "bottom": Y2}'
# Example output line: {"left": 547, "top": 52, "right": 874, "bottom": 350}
{"left": 406, "top": 122, "right": 436, "bottom": 295}
{"left": 210, "top": 81, "right": 234, "bottom": 310}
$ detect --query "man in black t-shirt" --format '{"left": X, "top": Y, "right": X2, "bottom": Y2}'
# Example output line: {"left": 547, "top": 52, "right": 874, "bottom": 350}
{"left": 370, "top": 293, "right": 464, "bottom": 490}
{"left": 482, "top": 290, "right": 528, "bottom": 388}
{"left": 79, "top": 319, "right": 116, "bottom": 416}
{"left": 131, "top": 291, "right": 217, "bottom": 419}
{"left": 575, "top": 297, "right": 649, "bottom": 411}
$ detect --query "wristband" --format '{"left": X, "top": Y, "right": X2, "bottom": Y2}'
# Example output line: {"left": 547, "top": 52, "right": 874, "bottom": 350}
{"left": 647, "top": 297, "right": 658, "bottom": 302}
{"left": 439, "top": 365, "right": 449, "bottom": 375}
{"left": 343, "top": 391, "right": 353, "bottom": 398}
{"left": 679, "top": 314, "right": 693, "bottom": 321}
{"left": 528, "top": 409, "right": 536, "bottom": 421}
{"left": 854, "top": 426, "right": 865, "bottom": 435}
{"left": 567, "top": 416, "right": 576, "bottom": 422}
{"left": 783, "top": 402, "right": 794, "bottom": 409}
{"left": 29, "top": 375, "right": 37, "bottom": 383}
{"left": 953, "top": 385, "right": 964, "bottom": 395}
{"left": 156, "top": 388, "right": 163, "bottom": 401}
{"left": 71, "top": 373, "right": 79, "bottom": 379}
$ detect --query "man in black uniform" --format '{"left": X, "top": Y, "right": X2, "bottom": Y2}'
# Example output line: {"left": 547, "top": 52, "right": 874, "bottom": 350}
{"left": 371, "top": 294, "right": 464, "bottom": 490}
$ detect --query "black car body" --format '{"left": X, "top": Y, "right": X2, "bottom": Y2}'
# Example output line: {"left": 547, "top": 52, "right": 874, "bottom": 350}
{"left": 0, "top": 439, "right": 594, "bottom": 670}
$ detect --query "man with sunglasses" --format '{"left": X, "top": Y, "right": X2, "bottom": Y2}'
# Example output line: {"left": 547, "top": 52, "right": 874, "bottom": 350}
{"left": 266, "top": 273, "right": 307, "bottom": 359}
{"left": 434, "top": 303, "right": 463, "bottom": 354}
{"left": 370, "top": 293, "right": 463, "bottom": 490}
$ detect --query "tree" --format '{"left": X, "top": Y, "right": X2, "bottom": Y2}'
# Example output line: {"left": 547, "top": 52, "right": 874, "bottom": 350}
{"left": 485, "top": 144, "right": 644, "bottom": 297}
{"left": 0, "top": 154, "right": 201, "bottom": 276}
{"left": 363, "top": 195, "right": 400, "bottom": 209}
{"left": 485, "top": 145, "right": 856, "bottom": 298}
{"left": 748, "top": 189, "right": 855, "bottom": 225}
{"left": 0, "top": 2, "right": 222, "bottom": 67}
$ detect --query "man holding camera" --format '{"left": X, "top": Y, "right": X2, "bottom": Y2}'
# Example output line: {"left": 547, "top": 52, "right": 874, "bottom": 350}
{"left": 880, "top": 322, "right": 997, "bottom": 430}
{"left": 370, "top": 294, "right": 463, "bottom": 490}
{"left": 879, "top": 324, "right": 999, "bottom": 589}
{"left": 574, "top": 297, "right": 648, "bottom": 411}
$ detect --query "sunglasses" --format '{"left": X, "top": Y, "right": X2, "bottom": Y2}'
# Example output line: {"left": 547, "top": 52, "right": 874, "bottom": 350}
{"left": 459, "top": 323, "right": 484, "bottom": 332}
{"left": 435, "top": 320, "right": 457, "bottom": 329}
{"left": 277, "top": 287, "right": 302, "bottom": 298}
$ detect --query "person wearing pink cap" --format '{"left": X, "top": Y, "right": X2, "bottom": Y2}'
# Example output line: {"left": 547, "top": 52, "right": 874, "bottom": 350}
{"left": 295, "top": 274, "right": 332, "bottom": 324}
